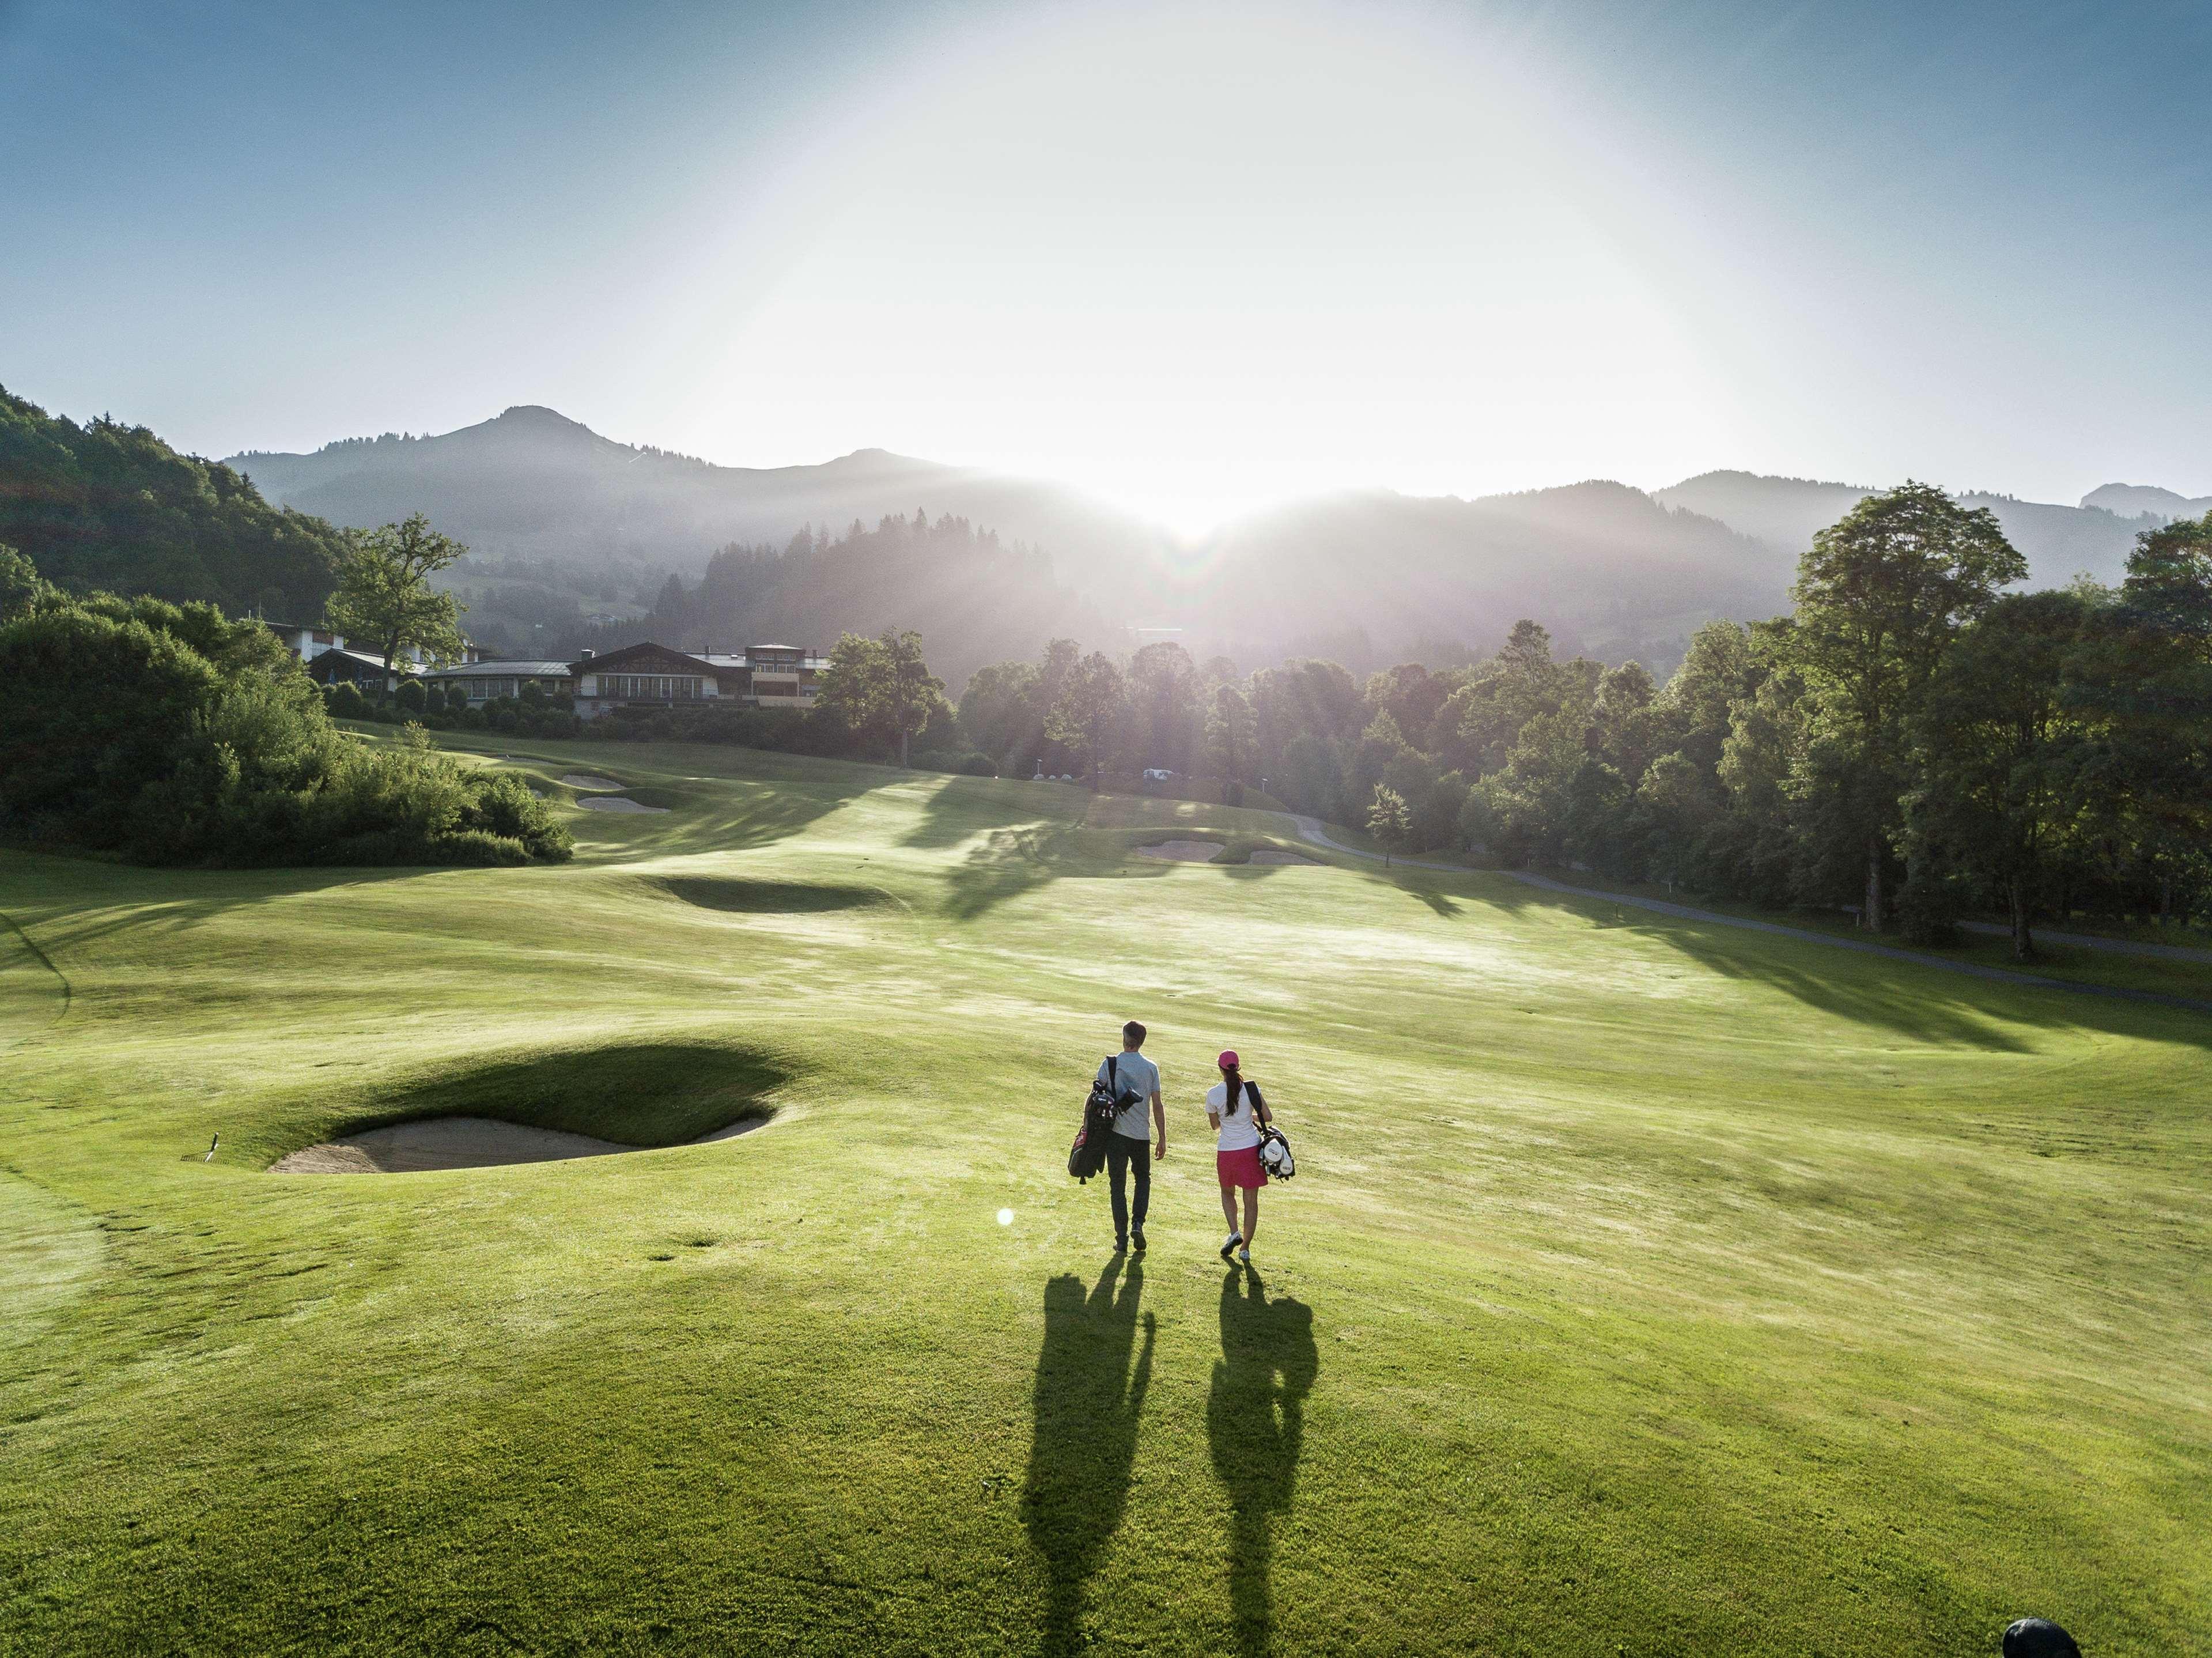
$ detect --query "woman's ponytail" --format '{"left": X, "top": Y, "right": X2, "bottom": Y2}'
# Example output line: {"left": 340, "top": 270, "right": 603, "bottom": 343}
{"left": 1222, "top": 1060, "right": 1244, "bottom": 1116}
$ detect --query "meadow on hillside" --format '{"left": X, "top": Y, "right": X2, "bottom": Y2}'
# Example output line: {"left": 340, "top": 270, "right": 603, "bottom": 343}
{"left": 2, "top": 739, "right": 2205, "bottom": 1656}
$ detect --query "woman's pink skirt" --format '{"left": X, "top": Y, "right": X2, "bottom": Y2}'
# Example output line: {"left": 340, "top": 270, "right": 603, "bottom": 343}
{"left": 1217, "top": 1145, "right": 1267, "bottom": 1189}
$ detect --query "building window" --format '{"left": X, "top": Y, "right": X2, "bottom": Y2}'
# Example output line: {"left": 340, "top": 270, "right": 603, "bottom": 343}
{"left": 599, "top": 674, "right": 704, "bottom": 702}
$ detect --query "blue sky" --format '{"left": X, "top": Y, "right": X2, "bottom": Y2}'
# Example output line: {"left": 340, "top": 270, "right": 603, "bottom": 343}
{"left": 2, "top": 0, "right": 2206, "bottom": 526}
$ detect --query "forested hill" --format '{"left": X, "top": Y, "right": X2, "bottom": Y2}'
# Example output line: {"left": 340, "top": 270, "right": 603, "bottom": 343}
{"left": 1, "top": 387, "right": 351, "bottom": 620}
{"left": 598, "top": 513, "right": 1105, "bottom": 693}
{"left": 228, "top": 405, "right": 1163, "bottom": 581}
{"left": 1188, "top": 482, "right": 1783, "bottom": 679}
{"left": 221, "top": 402, "right": 2195, "bottom": 682}
{"left": 1656, "top": 470, "right": 2158, "bottom": 586}
{"left": 228, "top": 406, "right": 1788, "bottom": 677}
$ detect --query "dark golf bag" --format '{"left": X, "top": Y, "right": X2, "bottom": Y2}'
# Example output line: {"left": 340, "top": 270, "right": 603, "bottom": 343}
{"left": 1068, "top": 1055, "right": 1131, "bottom": 1183}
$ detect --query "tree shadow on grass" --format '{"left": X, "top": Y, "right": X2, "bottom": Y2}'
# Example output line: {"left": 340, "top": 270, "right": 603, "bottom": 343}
{"left": 939, "top": 823, "right": 1173, "bottom": 921}
{"left": 900, "top": 773, "right": 1074, "bottom": 851}
{"left": 1023, "top": 1261, "right": 1154, "bottom": 1657}
{"left": 1459, "top": 877, "right": 2212, "bottom": 1054}
{"left": 1209, "top": 1265, "right": 1318, "bottom": 1658}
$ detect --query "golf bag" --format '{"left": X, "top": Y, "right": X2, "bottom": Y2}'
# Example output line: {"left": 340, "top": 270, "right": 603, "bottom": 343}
{"left": 1067, "top": 1055, "right": 1128, "bottom": 1183}
{"left": 1242, "top": 1082, "right": 1296, "bottom": 1180}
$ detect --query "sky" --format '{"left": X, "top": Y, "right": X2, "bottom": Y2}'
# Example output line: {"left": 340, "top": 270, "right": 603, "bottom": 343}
{"left": 2, "top": 0, "right": 2207, "bottom": 532}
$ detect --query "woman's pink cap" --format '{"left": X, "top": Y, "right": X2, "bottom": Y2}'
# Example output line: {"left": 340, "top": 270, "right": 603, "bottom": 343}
{"left": 1217, "top": 1049, "right": 1239, "bottom": 1069}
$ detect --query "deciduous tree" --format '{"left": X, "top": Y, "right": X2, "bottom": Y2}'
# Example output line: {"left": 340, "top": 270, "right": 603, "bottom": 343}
{"left": 326, "top": 512, "right": 468, "bottom": 689}
{"left": 1046, "top": 651, "right": 1125, "bottom": 789}
{"left": 1788, "top": 482, "right": 2025, "bottom": 930}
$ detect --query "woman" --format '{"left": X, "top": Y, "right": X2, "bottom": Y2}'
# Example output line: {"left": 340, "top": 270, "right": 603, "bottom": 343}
{"left": 1207, "top": 1049, "right": 1269, "bottom": 1264}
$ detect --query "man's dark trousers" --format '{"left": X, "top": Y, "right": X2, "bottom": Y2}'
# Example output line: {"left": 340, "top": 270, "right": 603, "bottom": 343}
{"left": 1106, "top": 1131, "right": 1151, "bottom": 1241}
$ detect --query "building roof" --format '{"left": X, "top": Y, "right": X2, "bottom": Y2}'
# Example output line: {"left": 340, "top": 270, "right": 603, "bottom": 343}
{"left": 569, "top": 640, "right": 829, "bottom": 676}
{"left": 419, "top": 660, "right": 573, "bottom": 678}
{"left": 306, "top": 647, "right": 403, "bottom": 677}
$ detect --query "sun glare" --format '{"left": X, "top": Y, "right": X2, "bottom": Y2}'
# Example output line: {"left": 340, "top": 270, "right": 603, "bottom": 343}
{"left": 658, "top": 1, "right": 1742, "bottom": 527}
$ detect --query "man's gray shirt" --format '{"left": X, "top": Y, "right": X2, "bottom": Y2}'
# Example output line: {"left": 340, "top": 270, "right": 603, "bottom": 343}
{"left": 1096, "top": 1051, "right": 1160, "bottom": 1140}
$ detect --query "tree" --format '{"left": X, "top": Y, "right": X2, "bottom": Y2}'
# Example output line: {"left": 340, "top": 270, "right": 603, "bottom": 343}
{"left": 326, "top": 512, "right": 468, "bottom": 689}
{"left": 1128, "top": 641, "right": 1200, "bottom": 773}
{"left": 1904, "top": 590, "right": 2093, "bottom": 958}
{"left": 1788, "top": 482, "right": 2026, "bottom": 930}
{"left": 1657, "top": 621, "right": 1763, "bottom": 774}
{"left": 878, "top": 628, "right": 947, "bottom": 766}
{"left": 2093, "top": 514, "right": 2212, "bottom": 923}
{"left": 2118, "top": 510, "right": 2212, "bottom": 649}
{"left": 1480, "top": 704, "right": 1593, "bottom": 868}
{"left": 1366, "top": 784, "right": 1411, "bottom": 867}
{"left": 814, "top": 632, "right": 886, "bottom": 746}
{"left": 958, "top": 659, "right": 1043, "bottom": 771}
{"left": 814, "top": 629, "right": 947, "bottom": 764}
{"left": 1363, "top": 663, "right": 1449, "bottom": 747}
{"left": 0, "top": 543, "right": 54, "bottom": 623}
{"left": 1045, "top": 651, "right": 1125, "bottom": 789}
{"left": 1205, "top": 682, "right": 1256, "bottom": 787}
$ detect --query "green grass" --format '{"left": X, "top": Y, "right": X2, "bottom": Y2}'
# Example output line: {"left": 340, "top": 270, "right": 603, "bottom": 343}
{"left": 2, "top": 738, "right": 2206, "bottom": 1656}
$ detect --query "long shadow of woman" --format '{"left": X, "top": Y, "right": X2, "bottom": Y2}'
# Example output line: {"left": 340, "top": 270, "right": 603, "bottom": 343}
{"left": 1022, "top": 1259, "right": 1154, "bottom": 1656}
{"left": 1208, "top": 1264, "right": 1318, "bottom": 1658}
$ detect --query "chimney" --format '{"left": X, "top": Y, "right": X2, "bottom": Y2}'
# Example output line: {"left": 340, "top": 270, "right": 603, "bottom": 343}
{"left": 580, "top": 648, "right": 595, "bottom": 660}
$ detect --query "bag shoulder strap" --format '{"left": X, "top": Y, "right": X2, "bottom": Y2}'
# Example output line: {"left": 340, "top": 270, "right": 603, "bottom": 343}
{"left": 1246, "top": 1081, "right": 1271, "bottom": 1125}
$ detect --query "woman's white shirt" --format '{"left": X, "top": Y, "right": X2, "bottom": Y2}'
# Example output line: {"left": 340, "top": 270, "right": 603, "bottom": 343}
{"left": 1205, "top": 1081, "right": 1262, "bottom": 1151}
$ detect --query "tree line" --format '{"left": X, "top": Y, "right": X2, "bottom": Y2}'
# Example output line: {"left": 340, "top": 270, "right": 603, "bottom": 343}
{"left": 946, "top": 485, "right": 2211, "bottom": 955}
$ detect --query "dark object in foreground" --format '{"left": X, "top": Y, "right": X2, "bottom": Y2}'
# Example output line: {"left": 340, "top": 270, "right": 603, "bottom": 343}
{"left": 2003, "top": 1618, "right": 2081, "bottom": 1657}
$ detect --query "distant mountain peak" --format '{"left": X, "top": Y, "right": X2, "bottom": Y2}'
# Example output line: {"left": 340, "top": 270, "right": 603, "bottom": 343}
{"left": 493, "top": 404, "right": 590, "bottom": 429}
{"left": 2081, "top": 482, "right": 2211, "bottom": 522}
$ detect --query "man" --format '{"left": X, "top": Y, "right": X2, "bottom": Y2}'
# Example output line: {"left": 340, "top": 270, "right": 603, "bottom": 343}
{"left": 1096, "top": 1020, "right": 1166, "bottom": 1253}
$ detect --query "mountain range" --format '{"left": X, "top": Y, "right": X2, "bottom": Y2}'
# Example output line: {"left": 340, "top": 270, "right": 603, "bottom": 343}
{"left": 226, "top": 407, "right": 2194, "bottom": 685}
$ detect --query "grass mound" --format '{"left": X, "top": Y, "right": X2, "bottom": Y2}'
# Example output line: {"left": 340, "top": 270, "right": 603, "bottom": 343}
{"left": 648, "top": 875, "right": 892, "bottom": 914}
{"left": 332, "top": 1040, "right": 791, "bottom": 1149}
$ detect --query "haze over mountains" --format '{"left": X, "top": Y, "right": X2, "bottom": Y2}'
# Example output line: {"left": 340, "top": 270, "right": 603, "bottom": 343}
{"left": 228, "top": 406, "right": 2191, "bottom": 685}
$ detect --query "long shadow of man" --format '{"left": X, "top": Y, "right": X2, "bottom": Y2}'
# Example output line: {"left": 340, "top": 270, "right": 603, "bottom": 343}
{"left": 1208, "top": 1264, "right": 1318, "bottom": 1658}
{"left": 1023, "top": 1260, "right": 1154, "bottom": 1655}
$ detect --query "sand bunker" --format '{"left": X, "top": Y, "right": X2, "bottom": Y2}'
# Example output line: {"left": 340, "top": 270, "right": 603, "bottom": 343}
{"left": 1137, "top": 839, "right": 1225, "bottom": 862}
{"left": 1249, "top": 848, "right": 1320, "bottom": 865}
{"left": 271, "top": 1113, "right": 768, "bottom": 1174}
{"left": 559, "top": 773, "right": 626, "bottom": 791}
{"left": 576, "top": 796, "right": 668, "bottom": 814}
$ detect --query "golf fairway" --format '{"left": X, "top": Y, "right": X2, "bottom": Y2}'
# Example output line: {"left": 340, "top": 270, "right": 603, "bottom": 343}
{"left": 2, "top": 739, "right": 2205, "bottom": 1655}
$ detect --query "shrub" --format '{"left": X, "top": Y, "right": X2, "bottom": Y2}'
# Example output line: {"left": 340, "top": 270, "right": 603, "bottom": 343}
{"left": 1223, "top": 780, "right": 1245, "bottom": 807}
{"left": 394, "top": 677, "right": 428, "bottom": 716}
{"left": 0, "top": 606, "right": 224, "bottom": 847}
{"left": 0, "top": 594, "right": 571, "bottom": 869}
{"left": 326, "top": 680, "right": 369, "bottom": 720}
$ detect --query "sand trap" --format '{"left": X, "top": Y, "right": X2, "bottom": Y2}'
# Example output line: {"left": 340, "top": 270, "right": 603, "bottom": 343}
{"left": 271, "top": 1113, "right": 769, "bottom": 1173}
{"left": 1249, "top": 848, "right": 1320, "bottom": 865}
{"left": 575, "top": 796, "right": 668, "bottom": 814}
{"left": 1137, "top": 839, "right": 1224, "bottom": 862}
{"left": 559, "top": 773, "right": 625, "bottom": 791}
